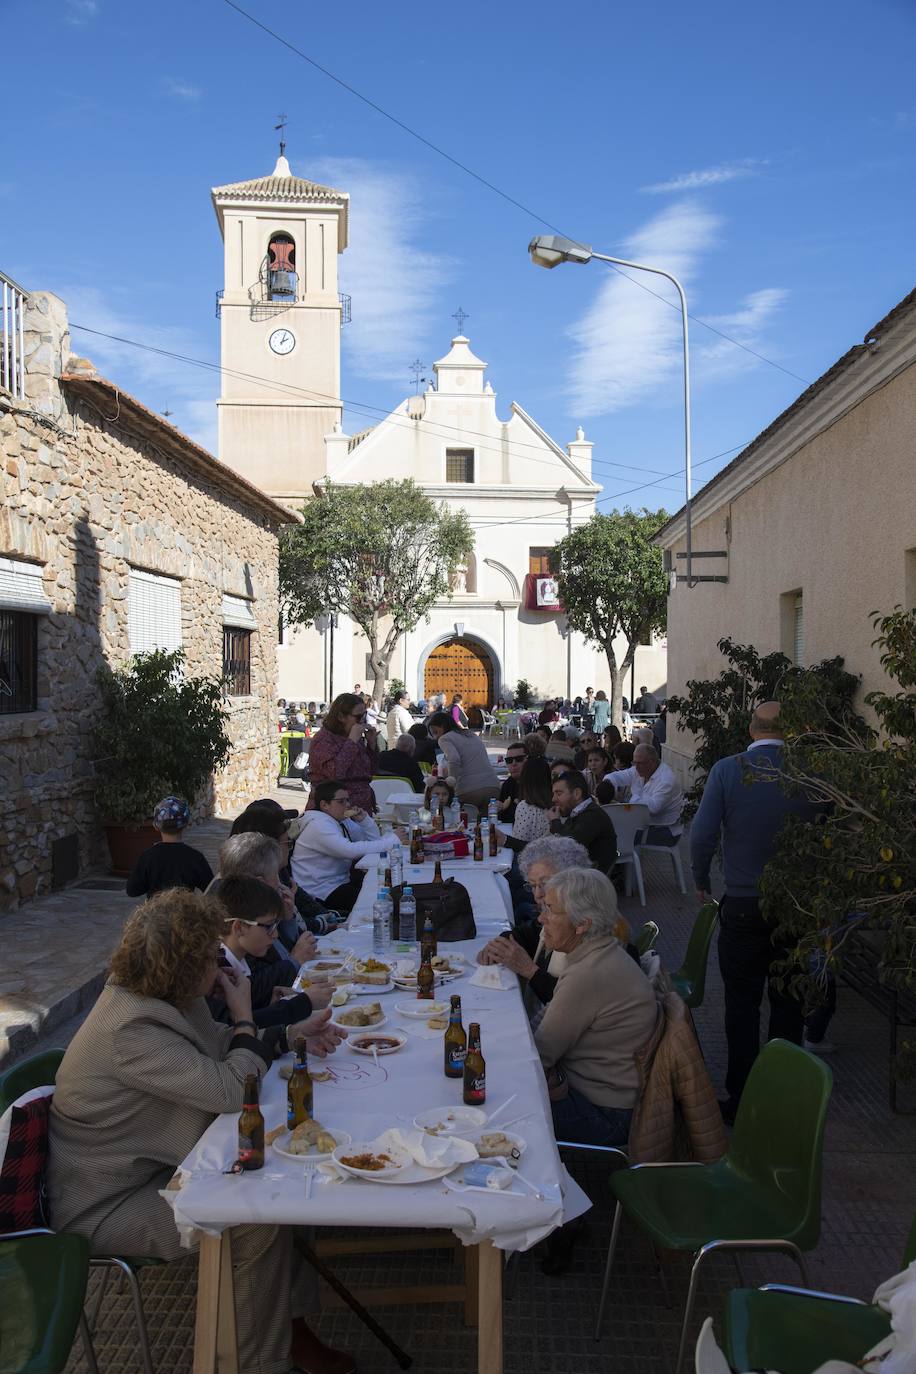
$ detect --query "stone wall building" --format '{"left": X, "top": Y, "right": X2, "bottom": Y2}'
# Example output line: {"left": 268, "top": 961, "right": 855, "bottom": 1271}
{"left": 653, "top": 285, "right": 916, "bottom": 787}
{"left": 0, "top": 281, "right": 293, "bottom": 912}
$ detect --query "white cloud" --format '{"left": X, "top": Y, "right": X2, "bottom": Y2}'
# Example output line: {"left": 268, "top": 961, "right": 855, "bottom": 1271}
{"left": 162, "top": 77, "right": 202, "bottom": 101}
{"left": 64, "top": 286, "right": 218, "bottom": 453}
{"left": 65, "top": 0, "right": 98, "bottom": 24}
{"left": 694, "top": 287, "right": 789, "bottom": 382}
{"left": 310, "top": 157, "right": 452, "bottom": 384}
{"left": 641, "top": 159, "right": 764, "bottom": 194}
{"left": 567, "top": 200, "right": 720, "bottom": 417}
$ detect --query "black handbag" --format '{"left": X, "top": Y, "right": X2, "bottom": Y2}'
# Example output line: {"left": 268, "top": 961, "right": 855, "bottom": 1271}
{"left": 392, "top": 878, "right": 476, "bottom": 942}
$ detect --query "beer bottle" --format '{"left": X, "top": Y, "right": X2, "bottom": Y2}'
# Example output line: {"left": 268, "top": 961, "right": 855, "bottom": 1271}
{"left": 410, "top": 826, "right": 423, "bottom": 865}
{"left": 287, "top": 1039, "right": 313, "bottom": 1130}
{"left": 488, "top": 820, "right": 498, "bottom": 858}
{"left": 444, "top": 994, "right": 467, "bottom": 1078}
{"left": 384, "top": 864, "right": 393, "bottom": 889}
{"left": 433, "top": 859, "right": 444, "bottom": 885}
{"left": 238, "top": 1073, "right": 265, "bottom": 1170}
{"left": 417, "top": 948, "right": 435, "bottom": 999}
{"left": 473, "top": 820, "right": 483, "bottom": 862}
{"left": 420, "top": 911, "right": 437, "bottom": 964}
{"left": 463, "top": 1023, "right": 486, "bottom": 1105}
{"left": 432, "top": 805, "right": 445, "bottom": 833}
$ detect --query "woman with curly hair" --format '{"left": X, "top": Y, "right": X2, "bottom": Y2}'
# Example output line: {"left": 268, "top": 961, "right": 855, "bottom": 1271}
{"left": 305, "top": 691, "right": 379, "bottom": 814}
{"left": 47, "top": 889, "right": 355, "bottom": 1374}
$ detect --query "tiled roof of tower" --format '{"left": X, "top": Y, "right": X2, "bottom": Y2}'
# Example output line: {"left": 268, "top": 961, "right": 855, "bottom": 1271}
{"left": 211, "top": 172, "right": 347, "bottom": 201}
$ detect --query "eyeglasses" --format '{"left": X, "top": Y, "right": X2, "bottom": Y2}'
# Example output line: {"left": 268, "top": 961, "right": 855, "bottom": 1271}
{"left": 237, "top": 918, "right": 281, "bottom": 934}
{"left": 331, "top": 795, "right": 349, "bottom": 804}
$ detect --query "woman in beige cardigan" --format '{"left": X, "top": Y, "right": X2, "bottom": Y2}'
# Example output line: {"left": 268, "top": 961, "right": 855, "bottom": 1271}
{"left": 535, "top": 866, "right": 656, "bottom": 1148}
{"left": 47, "top": 889, "right": 354, "bottom": 1374}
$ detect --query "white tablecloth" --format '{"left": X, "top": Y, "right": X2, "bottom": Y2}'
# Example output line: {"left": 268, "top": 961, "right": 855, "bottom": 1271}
{"left": 169, "top": 873, "right": 588, "bottom": 1253}
{"left": 356, "top": 853, "right": 512, "bottom": 876}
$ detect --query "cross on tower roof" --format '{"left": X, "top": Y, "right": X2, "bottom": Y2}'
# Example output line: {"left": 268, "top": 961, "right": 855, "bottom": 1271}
{"left": 409, "top": 358, "right": 426, "bottom": 393}
{"left": 274, "top": 112, "right": 288, "bottom": 158}
{"left": 451, "top": 306, "right": 469, "bottom": 335}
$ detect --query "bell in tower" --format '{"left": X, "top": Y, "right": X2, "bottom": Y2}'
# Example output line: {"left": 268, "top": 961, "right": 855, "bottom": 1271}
{"left": 267, "top": 233, "right": 296, "bottom": 300}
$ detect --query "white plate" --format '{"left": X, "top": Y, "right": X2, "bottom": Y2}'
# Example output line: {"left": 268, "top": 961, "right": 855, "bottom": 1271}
{"left": 271, "top": 1127, "right": 352, "bottom": 1163}
{"left": 471, "top": 1129, "right": 527, "bottom": 1160}
{"left": 332, "top": 1141, "right": 463, "bottom": 1186}
{"left": 348, "top": 979, "right": 395, "bottom": 996}
{"left": 318, "top": 946, "right": 353, "bottom": 959}
{"left": 394, "top": 1000, "right": 448, "bottom": 1019}
{"left": 302, "top": 957, "right": 348, "bottom": 974}
{"left": 347, "top": 1031, "right": 407, "bottom": 1056}
{"left": 413, "top": 1105, "right": 487, "bottom": 1137}
{"left": 431, "top": 952, "right": 468, "bottom": 971}
{"left": 331, "top": 1007, "right": 388, "bottom": 1032}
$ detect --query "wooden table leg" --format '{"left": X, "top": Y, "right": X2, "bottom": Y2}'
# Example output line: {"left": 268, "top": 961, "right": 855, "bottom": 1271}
{"left": 476, "top": 1242, "right": 503, "bottom": 1374}
{"left": 193, "top": 1231, "right": 239, "bottom": 1374}
{"left": 463, "top": 1243, "right": 480, "bottom": 1327}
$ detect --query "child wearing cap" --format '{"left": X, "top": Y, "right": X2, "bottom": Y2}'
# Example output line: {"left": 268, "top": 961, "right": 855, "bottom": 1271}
{"left": 125, "top": 796, "right": 214, "bottom": 899}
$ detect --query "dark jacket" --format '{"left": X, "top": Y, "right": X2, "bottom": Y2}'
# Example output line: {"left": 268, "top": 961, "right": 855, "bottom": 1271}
{"left": 499, "top": 776, "right": 519, "bottom": 824}
{"left": 550, "top": 800, "right": 618, "bottom": 872}
{"left": 375, "top": 748, "right": 425, "bottom": 793}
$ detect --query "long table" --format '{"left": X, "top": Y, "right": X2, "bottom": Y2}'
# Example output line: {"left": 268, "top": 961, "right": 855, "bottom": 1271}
{"left": 171, "top": 870, "right": 588, "bottom": 1374}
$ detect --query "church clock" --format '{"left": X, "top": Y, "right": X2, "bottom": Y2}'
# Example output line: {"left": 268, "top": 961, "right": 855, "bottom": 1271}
{"left": 268, "top": 327, "right": 296, "bottom": 355}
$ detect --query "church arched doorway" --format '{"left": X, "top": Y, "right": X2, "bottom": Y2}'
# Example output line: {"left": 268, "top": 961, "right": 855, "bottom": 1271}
{"left": 424, "top": 638, "right": 494, "bottom": 711}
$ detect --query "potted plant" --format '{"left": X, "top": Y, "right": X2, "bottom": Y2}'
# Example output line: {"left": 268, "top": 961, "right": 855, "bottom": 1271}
{"left": 92, "top": 648, "right": 232, "bottom": 874}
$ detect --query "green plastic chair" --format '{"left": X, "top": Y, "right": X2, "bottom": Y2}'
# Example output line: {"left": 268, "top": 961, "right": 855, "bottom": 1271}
{"left": 723, "top": 1212, "right": 916, "bottom": 1374}
{"left": 596, "top": 1040, "right": 833, "bottom": 1374}
{"left": 670, "top": 901, "right": 719, "bottom": 1008}
{"left": 635, "top": 920, "right": 660, "bottom": 956}
{"left": 0, "top": 1054, "right": 159, "bottom": 1374}
{"left": 0, "top": 1230, "right": 98, "bottom": 1374}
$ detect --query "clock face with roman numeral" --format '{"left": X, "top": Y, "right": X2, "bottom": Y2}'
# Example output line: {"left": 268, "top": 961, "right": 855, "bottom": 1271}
{"left": 268, "top": 328, "right": 296, "bottom": 355}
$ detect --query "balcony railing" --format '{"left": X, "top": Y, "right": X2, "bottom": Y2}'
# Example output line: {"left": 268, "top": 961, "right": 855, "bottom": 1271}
{"left": 1, "top": 271, "right": 28, "bottom": 401}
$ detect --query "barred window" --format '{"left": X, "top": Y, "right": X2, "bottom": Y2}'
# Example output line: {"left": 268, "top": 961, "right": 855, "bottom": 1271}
{"left": 223, "top": 627, "right": 252, "bottom": 696}
{"left": 0, "top": 610, "right": 38, "bottom": 714}
{"left": 446, "top": 449, "right": 474, "bottom": 483}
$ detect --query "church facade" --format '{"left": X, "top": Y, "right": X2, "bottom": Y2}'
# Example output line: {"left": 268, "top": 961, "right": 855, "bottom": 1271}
{"left": 211, "top": 155, "right": 667, "bottom": 708}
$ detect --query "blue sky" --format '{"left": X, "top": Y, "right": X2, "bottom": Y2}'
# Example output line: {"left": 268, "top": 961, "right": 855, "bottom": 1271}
{"left": 3, "top": 0, "right": 914, "bottom": 516}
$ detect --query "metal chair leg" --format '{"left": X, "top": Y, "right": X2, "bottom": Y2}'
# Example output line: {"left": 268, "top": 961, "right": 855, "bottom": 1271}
{"left": 674, "top": 1249, "right": 704, "bottom": 1374}
{"left": 594, "top": 1200, "right": 623, "bottom": 1340}
{"left": 79, "top": 1311, "right": 100, "bottom": 1374}
{"left": 88, "top": 1263, "right": 112, "bottom": 1332}
{"left": 116, "top": 1260, "right": 155, "bottom": 1374}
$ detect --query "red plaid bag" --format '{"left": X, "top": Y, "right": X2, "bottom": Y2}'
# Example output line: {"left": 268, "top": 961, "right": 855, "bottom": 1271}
{"left": 0, "top": 1089, "right": 53, "bottom": 1233}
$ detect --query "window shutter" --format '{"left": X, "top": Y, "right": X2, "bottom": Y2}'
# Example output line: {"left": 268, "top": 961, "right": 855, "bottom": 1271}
{"left": 221, "top": 594, "right": 258, "bottom": 630}
{"left": 793, "top": 593, "right": 805, "bottom": 665}
{"left": 129, "top": 569, "right": 182, "bottom": 655}
{"left": 0, "top": 557, "right": 52, "bottom": 614}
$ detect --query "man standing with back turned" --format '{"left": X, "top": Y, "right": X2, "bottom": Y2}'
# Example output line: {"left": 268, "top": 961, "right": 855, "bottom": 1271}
{"left": 690, "top": 701, "right": 820, "bottom": 1123}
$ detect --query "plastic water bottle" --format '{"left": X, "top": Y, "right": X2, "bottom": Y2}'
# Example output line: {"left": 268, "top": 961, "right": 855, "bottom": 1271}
{"left": 409, "top": 808, "right": 420, "bottom": 831}
{"left": 372, "top": 887, "right": 392, "bottom": 955}
{"left": 389, "top": 837, "right": 404, "bottom": 889}
{"left": 487, "top": 798, "right": 498, "bottom": 826}
{"left": 398, "top": 886, "right": 417, "bottom": 951}
{"left": 480, "top": 820, "right": 490, "bottom": 856}
{"left": 447, "top": 800, "right": 461, "bottom": 830}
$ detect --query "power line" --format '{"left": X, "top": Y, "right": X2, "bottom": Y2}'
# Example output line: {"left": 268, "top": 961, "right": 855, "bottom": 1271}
{"left": 220, "top": 0, "right": 811, "bottom": 388}
{"left": 68, "top": 320, "right": 672, "bottom": 479}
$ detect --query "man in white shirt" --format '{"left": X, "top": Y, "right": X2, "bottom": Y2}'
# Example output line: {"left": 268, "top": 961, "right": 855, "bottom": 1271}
{"left": 291, "top": 780, "right": 406, "bottom": 912}
{"left": 602, "top": 744, "right": 684, "bottom": 845}
{"left": 386, "top": 689, "right": 414, "bottom": 745}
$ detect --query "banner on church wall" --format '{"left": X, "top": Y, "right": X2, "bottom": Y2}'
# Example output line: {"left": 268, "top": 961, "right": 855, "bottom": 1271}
{"left": 524, "top": 574, "right": 563, "bottom": 612}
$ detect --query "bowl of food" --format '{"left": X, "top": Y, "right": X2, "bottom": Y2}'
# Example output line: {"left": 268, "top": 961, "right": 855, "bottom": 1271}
{"left": 430, "top": 953, "right": 467, "bottom": 977}
{"left": 332, "top": 1001, "right": 386, "bottom": 1030}
{"left": 413, "top": 1105, "right": 487, "bottom": 1137}
{"left": 350, "top": 958, "right": 392, "bottom": 987}
{"left": 270, "top": 1120, "right": 351, "bottom": 1162}
{"left": 332, "top": 1141, "right": 410, "bottom": 1180}
{"left": 394, "top": 1000, "right": 448, "bottom": 1020}
{"left": 348, "top": 1032, "right": 406, "bottom": 1056}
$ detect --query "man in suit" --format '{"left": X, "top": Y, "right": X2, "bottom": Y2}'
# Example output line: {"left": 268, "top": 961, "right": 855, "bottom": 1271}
{"left": 548, "top": 769, "right": 618, "bottom": 872}
{"left": 691, "top": 700, "right": 822, "bottom": 1121}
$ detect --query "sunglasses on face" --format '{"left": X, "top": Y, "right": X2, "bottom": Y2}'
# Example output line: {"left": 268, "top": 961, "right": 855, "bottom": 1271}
{"left": 237, "top": 918, "right": 281, "bottom": 934}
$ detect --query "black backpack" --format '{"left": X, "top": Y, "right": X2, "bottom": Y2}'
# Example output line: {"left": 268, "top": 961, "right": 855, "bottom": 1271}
{"left": 392, "top": 878, "right": 476, "bottom": 942}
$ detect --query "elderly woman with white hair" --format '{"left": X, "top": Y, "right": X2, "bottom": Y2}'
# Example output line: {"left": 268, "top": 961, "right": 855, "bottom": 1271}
{"left": 536, "top": 866, "right": 656, "bottom": 1148}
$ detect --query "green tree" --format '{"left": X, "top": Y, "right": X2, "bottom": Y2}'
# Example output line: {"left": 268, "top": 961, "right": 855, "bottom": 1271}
{"left": 666, "top": 637, "right": 863, "bottom": 808}
{"left": 550, "top": 509, "right": 669, "bottom": 727}
{"left": 280, "top": 479, "right": 473, "bottom": 703}
{"left": 761, "top": 608, "right": 916, "bottom": 1018}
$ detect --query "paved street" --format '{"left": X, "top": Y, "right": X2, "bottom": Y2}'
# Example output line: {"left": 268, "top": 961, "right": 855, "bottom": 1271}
{"left": 36, "top": 751, "right": 915, "bottom": 1374}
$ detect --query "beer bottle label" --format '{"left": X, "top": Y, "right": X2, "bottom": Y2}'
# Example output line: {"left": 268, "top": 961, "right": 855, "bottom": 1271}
{"left": 465, "top": 1076, "right": 485, "bottom": 1098}
{"left": 238, "top": 1135, "right": 254, "bottom": 1159}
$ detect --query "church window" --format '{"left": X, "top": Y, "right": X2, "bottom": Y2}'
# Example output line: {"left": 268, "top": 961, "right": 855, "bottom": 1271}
{"left": 529, "top": 547, "right": 554, "bottom": 576}
{"left": 446, "top": 449, "right": 474, "bottom": 483}
{"left": 267, "top": 234, "right": 297, "bottom": 301}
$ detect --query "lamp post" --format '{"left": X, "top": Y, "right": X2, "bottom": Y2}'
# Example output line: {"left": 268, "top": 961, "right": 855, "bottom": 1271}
{"left": 528, "top": 233, "right": 694, "bottom": 587}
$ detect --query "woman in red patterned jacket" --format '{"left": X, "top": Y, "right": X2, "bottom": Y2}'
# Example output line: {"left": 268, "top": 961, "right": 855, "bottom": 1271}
{"left": 305, "top": 692, "right": 379, "bottom": 813}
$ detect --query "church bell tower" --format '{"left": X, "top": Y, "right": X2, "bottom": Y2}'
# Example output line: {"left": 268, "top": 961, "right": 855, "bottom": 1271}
{"left": 211, "top": 152, "right": 349, "bottom": 501}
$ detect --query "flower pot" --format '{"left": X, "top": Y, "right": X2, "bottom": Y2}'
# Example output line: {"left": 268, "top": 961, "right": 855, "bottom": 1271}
{"left": 105, "top": 822, "right": 158, "bottom": 877}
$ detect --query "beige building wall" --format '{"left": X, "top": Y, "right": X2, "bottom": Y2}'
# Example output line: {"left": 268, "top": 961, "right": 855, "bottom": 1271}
{"left": 0, "top": 291, "right": 290, "bottom": 911}
{"left": 658, "top": 299, "right": 916, "bottom": 787}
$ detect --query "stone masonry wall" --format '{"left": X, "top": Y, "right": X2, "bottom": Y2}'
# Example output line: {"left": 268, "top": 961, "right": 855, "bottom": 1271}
{"left": 0, "top": 292, "right": 283, "bottom": 912}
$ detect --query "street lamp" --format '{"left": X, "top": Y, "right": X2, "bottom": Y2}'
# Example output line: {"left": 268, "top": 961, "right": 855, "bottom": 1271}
{"left": 528, "top": 233, "right": 695, "bottom": 587}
